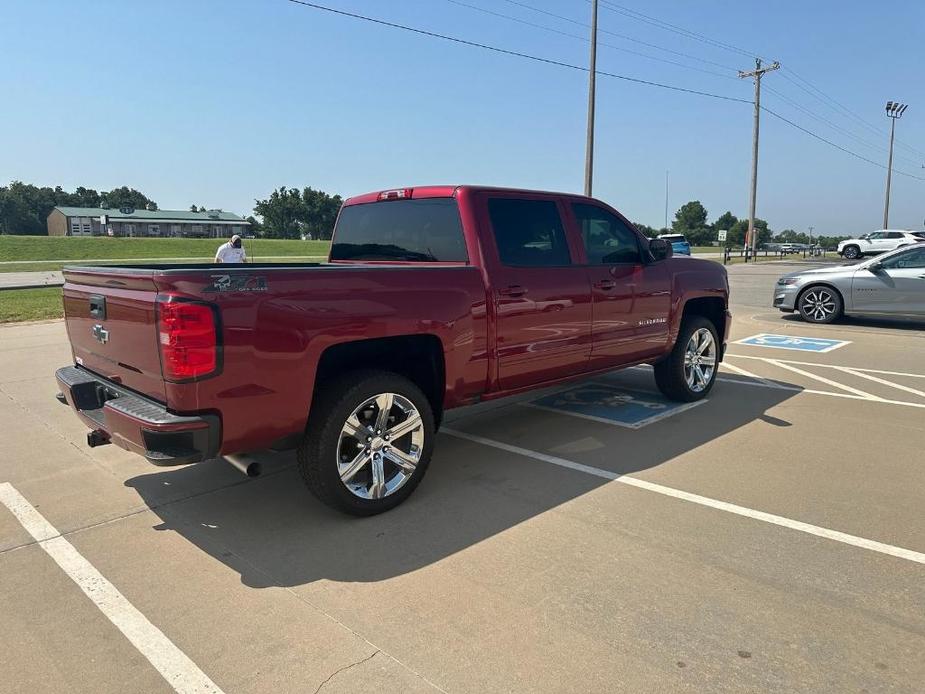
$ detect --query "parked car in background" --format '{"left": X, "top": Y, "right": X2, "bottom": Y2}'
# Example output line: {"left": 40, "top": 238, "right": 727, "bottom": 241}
{"left": 779, "top": 243, "right": 800, "bottom": 254}
{"left": 55, "top": 185, "right": 730, "bottom": 516}
{"left": 837, "top": 230, "right": 924, "bottom": 260}
{"left": 773, "top": 244, "right": 925, "bottom": 323}
{"left": 657, "top": 233, "right": 691, "bottom": 255}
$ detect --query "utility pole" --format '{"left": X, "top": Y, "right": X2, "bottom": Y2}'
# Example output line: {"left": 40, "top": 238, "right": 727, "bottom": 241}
{"left": 808, "top": 226, "right": 814, "bottom": 246}
{"left": 738, "top": 58, "right": 779, "bottom": 260}
{"left": 584, "top": 0, "right": 598, "bottom": 196}
{"left": 883, "top": 101, "right": 908, "bottom": 229}
{"left": 664, "top": 170, "right": 669, "bottom": 230}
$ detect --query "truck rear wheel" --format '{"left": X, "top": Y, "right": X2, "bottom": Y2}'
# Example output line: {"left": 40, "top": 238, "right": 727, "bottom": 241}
{"left": 654, "top": 316, "right": 719, "bottom": 402}
{"left": 298, "top": 370, "right": 435, "bottom": 516}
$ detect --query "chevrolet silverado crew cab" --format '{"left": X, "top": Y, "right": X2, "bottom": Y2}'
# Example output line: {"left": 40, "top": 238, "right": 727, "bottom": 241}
{"left": 56, "top": 185, "right": 731, "bottom": 515}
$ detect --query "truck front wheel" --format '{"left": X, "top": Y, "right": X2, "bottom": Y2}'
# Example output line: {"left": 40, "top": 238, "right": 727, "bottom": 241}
{"left": 654, "top": 316, "right": 719, "bottom": 402}
{"left": 298, "top": 370, "right": 435, "bottom": 516}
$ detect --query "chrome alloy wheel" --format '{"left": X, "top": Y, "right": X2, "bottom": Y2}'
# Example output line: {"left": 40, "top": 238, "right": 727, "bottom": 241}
{"left": 683, "top": 328, "right": 716, "bottom": 393}
{"left": 337, "top": 393, "right": 424, "bottom": 500}
{"left": 800, "top": 288, "right": 838, "bottom": 322}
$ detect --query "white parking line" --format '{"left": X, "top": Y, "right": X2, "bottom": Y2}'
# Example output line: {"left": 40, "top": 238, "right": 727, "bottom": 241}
{"left": 725, "top": 353, "right": 925, "bottom": 380}
{"left": 0, "top": 483, "right": 224, "bottom": 694}
{"left": 834, "top": 367, "right": 925, "bottom": 400}
{"left": 720, "top": 354, "right": 925, "bottom": 408}
{"left": 720, "top": 361, "right": 776, "bottom": 387}
{"left": 766, "top": 359, "right": 884, "bottom": 400}
{"left": 442, "top": 430, "right": 925, "bottom": 566}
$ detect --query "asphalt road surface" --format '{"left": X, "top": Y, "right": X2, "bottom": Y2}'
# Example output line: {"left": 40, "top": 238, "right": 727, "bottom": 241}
{"left": 1, "top": 261, "right": 923, "bottom": 693}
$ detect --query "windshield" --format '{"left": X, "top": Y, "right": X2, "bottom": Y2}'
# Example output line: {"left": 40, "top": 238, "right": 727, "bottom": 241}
{"left": 331, "top": 198, "right": 468, "bottom": 262}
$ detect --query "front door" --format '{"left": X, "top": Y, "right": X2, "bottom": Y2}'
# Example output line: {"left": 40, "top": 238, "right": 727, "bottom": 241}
{"left": 482, "top": 195, "right": 592, "bottom": 391}
{"left": 851, "top": 246, "right": 925, "bottom": 315}
{"left": 569, "top": 202, "right": 670, "bottom": 365}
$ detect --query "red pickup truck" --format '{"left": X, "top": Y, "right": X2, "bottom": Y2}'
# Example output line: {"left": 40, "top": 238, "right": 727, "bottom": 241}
{"left": 56, "top": 185, "right": 730, "bottom": 515}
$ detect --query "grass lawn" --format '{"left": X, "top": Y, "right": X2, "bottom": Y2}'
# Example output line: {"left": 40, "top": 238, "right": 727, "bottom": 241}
{"left": 0, "top": 236, "right": 331, "bottom": 264}
{"left": 0, "top": 287, "right": 63, "bottom": 323}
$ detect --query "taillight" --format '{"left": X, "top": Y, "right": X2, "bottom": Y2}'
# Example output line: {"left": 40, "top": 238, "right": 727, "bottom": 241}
{"left": 378, "top": 188, "right": 413, "bottom": 201}
{"left": 157, "top": 298, "right": 219, "bottom": 381}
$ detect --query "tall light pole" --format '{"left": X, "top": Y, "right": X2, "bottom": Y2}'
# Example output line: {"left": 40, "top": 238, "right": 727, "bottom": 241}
{"left": 883, "top": 101, "right": 908, "bottom": 229}
{"left": 738, "top": 58, "right": 780, "bottom": 260}
{"left": 584, "top": 0, "right": 598, "bottom": 196}
{"left": 664, "top": 170, "right": 669, "bottom": 230}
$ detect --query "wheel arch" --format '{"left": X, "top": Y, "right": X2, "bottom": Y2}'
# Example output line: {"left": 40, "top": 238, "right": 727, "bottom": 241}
{"left": 311, "top": 334, "right": 446, "bottom": 429}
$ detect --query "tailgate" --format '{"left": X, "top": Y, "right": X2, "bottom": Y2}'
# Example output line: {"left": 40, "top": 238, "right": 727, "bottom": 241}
{"left": 62, "top": 268, "right": 165, "bottom": 402}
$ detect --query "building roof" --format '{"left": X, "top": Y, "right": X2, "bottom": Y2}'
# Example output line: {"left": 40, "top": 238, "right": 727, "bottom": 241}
{"left": 53, "top": 206, "right": 248, "bottom": 223}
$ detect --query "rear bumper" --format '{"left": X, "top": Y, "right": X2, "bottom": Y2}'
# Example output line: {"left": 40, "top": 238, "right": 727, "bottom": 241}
{"left": 55, "top": 366, "right": 220, "bottom": 466}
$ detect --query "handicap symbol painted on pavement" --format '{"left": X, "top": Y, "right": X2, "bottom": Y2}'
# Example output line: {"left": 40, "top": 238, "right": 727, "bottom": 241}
{"left": 525, "top": 382, "right": 707, "bottom": 429}
{"left": 735, "top": 333, "right": 850, "bottom": 353}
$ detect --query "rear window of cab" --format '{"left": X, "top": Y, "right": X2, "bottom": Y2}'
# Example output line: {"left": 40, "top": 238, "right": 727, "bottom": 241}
{"left": 331, "top": 198, "right": 468, "bottom": 262}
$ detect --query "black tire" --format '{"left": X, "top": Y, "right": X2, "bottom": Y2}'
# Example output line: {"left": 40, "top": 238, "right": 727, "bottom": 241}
{"left": 842, "top": 245, "right": 861, "bottom": 260}
{"left": 796, "top": 285, "right": 843, "bottom": 324}
{"left": 654, "top": 316, "right": 719, "bottom": 402}
{"left": 298, "top": 370, "right": 435, "bottom": 516}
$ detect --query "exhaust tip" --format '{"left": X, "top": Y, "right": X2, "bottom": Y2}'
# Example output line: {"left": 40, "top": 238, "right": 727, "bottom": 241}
{"left": 225, "top": 454, "right": 262, "bottom": 478}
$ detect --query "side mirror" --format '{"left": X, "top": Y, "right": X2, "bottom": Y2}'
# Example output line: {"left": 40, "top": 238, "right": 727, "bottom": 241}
{"left": 868, "top": 261, "right": 883, "bottom": 273}
{"left": 649, "top": 238, "right": 673, "bottom": 261}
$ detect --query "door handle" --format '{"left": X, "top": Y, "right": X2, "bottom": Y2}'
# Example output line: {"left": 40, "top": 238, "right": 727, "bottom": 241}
{"left": 499, "top": 284, "right": 527, "bottom": 297}
{"left": 594, "top": 279, "right": 617, "bottom": 291}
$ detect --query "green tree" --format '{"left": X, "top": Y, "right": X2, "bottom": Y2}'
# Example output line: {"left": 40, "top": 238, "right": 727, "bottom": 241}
{"left": 672, "top": 200, "right": 708, "bottom": 232}
{"left": 301, "top": 187, "right": 343, "bottom": 240}
{"left": 100, "top": 186, "right": 156, "bottom": 210}
{"left": 671, "top": 200, "right": 713, "bottom": 246}
{"left": 253, "top": 186, "right": 343, "bottom": 239}
{"left": 729, "top": 218, "right": 772, "bottom": 247}
{"left": 632, "top": 222, "right": 659, "bottom": 238}
{"left": 254, "top": 187, "right": 305, "bottom": 239}
{"left": 712, "top": 211, "right": 738, "bottom": 246}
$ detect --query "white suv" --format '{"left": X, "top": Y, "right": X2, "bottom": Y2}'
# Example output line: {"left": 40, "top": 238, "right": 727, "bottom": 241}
{"left": 837, "top": 230, "right": 925, "bottom": 260}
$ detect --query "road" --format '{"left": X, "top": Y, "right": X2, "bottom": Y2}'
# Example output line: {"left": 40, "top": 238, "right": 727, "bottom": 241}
{"left": 1, "top": 262, "right": 923, "bottom": 693}
{"left": 0, "top": 271, "right": 64, "bottom": 290}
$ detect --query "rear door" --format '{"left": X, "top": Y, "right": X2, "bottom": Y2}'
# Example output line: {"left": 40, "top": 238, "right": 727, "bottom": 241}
{"left": 63, "top": 269, "right": 166, "bottom": 401}
{"left": 480, "top": 194, "right": 592, "bottom": 390}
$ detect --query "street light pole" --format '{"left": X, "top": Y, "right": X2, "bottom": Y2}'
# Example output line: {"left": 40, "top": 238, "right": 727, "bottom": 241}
{"left": 664, "top": 170, "right": 669, "bottom": 230}
{"left": 584, "top": 0, "right": 598, "bottom": 196}
{"left": 883, "top": 101, "right": 907, "bottom": 229}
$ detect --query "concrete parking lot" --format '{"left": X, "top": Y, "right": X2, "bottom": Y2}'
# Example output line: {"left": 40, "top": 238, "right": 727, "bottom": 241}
{"left": 1, "top": 260, "right": 923, "bottom": 693}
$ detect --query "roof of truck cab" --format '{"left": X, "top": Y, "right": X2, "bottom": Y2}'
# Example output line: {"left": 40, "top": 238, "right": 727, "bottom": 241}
{"left": 343, "top": 185, "right": 597, "bottom": 206}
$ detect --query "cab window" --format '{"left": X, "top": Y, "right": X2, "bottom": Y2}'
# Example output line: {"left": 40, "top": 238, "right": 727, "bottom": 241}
{"left": 572, "top": 203, "right": 642, "bottom": 265}
{"left": 487, "top": 198, "right": 572, "bottom": 267}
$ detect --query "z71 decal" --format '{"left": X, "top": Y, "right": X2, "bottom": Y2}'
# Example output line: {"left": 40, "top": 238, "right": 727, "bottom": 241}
{"left": 204, "top": 274, "right": 268, "bottom": 293}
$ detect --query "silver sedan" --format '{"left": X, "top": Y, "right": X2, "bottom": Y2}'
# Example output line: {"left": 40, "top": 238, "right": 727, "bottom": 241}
{"left": 773, "top": 243, "right": 925, "bottom": 323}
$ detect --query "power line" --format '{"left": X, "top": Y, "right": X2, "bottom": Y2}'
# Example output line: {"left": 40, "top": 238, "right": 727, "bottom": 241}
{"left": 596, "top": 0, "right": 769, "bottom": 61}
{"left": 497, "top": 0, "right": 739, "bottom": 72}
{"left": 285, "top": 0, "right": 923, "bottom": 183}
{"left": 591, "top": 0, "right": 924, "bottom": 164}
{"left": 443, "top": 0, "right": 738, "bottom": 80}
{"left": 761, "top": 106, "right": 925, "bottom": 181}
{"left": 285, "top": 0, "right": 751, "bottom": 103}
{"left": 764, "top": 85, "right": 923, "bottom": 168}
{"left": 781, "top": 68, "right": 925, "bottom": 160}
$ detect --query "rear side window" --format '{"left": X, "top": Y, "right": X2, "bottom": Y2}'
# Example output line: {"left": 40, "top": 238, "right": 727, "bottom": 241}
{"left": 572, "top": 203, "right": 642, "bottom": 265}
{"left": 487, "top": 198, "right": 572, "bottom": 267}
{"left": 331, "top": 198, "right": 467, "bottom": 262}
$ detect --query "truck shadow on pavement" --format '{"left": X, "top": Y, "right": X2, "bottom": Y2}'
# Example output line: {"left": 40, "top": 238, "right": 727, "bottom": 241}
{"left": 125, "top": 372, "right": 797, "bottom": 589}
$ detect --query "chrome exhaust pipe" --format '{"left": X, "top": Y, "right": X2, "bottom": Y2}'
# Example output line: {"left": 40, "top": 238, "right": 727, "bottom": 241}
{"left": 225, "top": 453, "right": 262, "bottom": 478}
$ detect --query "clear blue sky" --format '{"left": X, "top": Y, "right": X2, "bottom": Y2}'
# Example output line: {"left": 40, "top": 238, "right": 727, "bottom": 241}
{"left": 2, "top": 0, "right": 923, "bottom": 236}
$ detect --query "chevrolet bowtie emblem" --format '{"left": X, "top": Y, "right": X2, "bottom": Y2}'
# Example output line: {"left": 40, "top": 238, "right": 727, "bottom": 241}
{"left": 92, "top": 324, "right": 109, "bottom": 344}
